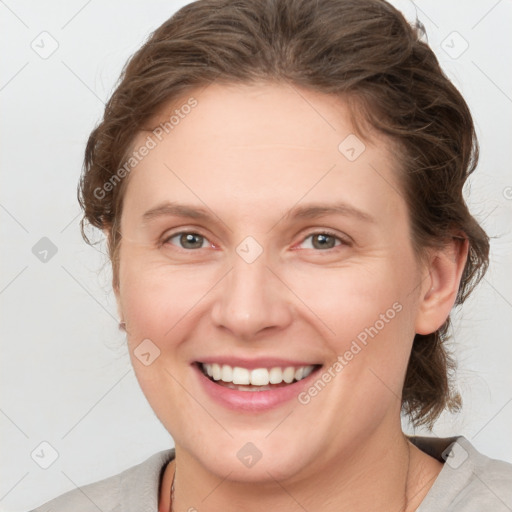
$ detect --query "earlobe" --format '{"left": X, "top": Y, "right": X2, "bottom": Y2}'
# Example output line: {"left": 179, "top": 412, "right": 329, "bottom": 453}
{"left": 415, "top": 237, "right": 469, "bottom": 335}
{"left": 103, "top": 227, "right": 124, "bottom": 324}
{"left": 114, "top": 284, "right": 125, "bottom": 331}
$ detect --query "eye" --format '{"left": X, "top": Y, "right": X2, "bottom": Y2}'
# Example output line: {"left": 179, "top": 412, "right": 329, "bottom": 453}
{"left": 161, "top": 230, "right": 348, "bottom": 251}
{"left": 164, "top": 231, "right": 210, "bottom": 250}
{"left": 299, "top": 231, "right": 346, "bottom": 250}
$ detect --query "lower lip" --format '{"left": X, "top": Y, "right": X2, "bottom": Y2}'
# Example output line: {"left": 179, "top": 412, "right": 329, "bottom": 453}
{"left": 193, "top": 363, "right": 322, "bottom": 412}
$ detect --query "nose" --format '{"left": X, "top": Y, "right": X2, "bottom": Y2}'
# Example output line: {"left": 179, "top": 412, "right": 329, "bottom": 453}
{"left": 210, "top": 251, "right": 294, "bottom": 340}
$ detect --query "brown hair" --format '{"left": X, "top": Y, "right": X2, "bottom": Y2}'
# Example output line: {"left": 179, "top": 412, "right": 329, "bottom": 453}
{"left": 78, "top": 0, "right": 489, "bottom": 427}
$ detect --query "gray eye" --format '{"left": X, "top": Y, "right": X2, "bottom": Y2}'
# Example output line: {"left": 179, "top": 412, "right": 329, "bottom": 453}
{"left": 168, "top": 232, "right": 207, "bottom": 249}
{"left": 302, "top": 233, "right": 341, "bottom": 250}
{"left": 312, "top": 234, "right": 336, "bottom": 249}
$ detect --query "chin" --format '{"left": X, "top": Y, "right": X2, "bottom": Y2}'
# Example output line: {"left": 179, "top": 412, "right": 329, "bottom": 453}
{"left": 206, "top": 450, "right": 307, "bottom": 484}
{"left": 177, "top": 431, "right": 314, "bottom": 483}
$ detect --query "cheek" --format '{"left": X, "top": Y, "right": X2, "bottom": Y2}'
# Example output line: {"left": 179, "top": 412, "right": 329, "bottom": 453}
{"left": 118, "top": 246, "right": 216, "bottom": 343}
{"left": 283, "top": 260, "right": 411, "bottom": 342}
{"left": 118, "top": 258, "right": 207, "bottom": 424}
{"left": 283, "top": 256, "right": 419, "bottom": 402}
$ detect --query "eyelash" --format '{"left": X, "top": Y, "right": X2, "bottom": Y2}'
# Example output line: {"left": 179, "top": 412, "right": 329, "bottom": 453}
{"left": 161, "top": 229, "right": 350, "bottom": 252}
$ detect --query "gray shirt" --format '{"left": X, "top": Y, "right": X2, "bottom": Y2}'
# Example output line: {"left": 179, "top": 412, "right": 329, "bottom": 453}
{"left": 30, "top": 436, "right": 512, "bottom": 511}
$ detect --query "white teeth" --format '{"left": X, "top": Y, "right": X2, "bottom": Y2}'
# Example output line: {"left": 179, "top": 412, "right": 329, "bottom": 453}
{"left": 232, "top": 366, "right": 250, "bottom": 385}
{"left": 200, "top": 363, "right": 317, "bottom": 386}
{"left": 269, "top": 367, "right": 283, "bottom": 384}
{"left": 250, "top": 368, "right": 269, "bottom": 386}
{"left": 283, "top": 367, "right": 295, "bottom": 383}
{"left": 302, "top": 365, "right": 314, "bottom": 378}
{"left": 212, "top": 363, "right": 222, "bottom": 381}
{"left": 221, "top": 364, "right": 233, "bottom": 382}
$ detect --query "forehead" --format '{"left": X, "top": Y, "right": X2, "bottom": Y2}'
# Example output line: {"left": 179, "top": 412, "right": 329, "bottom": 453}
{"left": 122, "top": 82, "right": 405, "bottom": 225}
{"left": 144, "top": 82, "right": 373, "bottom": 157}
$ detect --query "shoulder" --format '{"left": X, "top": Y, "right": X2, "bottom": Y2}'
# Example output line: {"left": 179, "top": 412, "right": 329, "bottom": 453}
{"left": 415, "top": 435, "right": 512, "bottom": 511}
{"left": 29, "top": 449, "right": 175, "bottom": 512}
{"left": 457, "top": 436, "right": 512, "bottom": 507}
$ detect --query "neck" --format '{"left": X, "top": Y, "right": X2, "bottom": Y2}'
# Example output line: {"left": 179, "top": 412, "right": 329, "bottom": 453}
{"left": 159, "top": 427, "right": 443, "bottom": 512}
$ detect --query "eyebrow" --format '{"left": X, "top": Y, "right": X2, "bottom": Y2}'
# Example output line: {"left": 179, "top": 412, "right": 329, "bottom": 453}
{"left": 141, "top": 201, "right": 375, "bottom": 225}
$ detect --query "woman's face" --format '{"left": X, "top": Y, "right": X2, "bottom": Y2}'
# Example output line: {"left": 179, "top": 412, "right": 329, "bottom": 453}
{"left": 115, "top": 83, "right": 430, "bottom": 481}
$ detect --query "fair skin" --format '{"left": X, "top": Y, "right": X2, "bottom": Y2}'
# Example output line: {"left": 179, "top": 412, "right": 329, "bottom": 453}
{"left": 109, "top": 82, "right": 468, "bottom": 511}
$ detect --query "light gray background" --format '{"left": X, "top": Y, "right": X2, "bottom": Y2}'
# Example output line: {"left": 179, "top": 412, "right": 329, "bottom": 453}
{"left": 1, "top": 1, "right": 511, "bottom": 510}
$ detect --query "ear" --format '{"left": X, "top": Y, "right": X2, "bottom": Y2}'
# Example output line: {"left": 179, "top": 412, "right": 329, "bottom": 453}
{"left": 103, "top": 228, "right": 123, "bottom": 323}
{"left": 414, "top": 237, "right": 469, "bottom": 335}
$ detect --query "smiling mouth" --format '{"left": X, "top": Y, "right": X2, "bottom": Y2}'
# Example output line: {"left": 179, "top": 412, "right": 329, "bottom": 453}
{"left": 196, "top": 362, "right": 322, "bottom": 391}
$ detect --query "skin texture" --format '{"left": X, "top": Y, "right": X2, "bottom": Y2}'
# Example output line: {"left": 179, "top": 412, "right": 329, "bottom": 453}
{"left": 109, "top": 82, "right": 468, "bottom": 511}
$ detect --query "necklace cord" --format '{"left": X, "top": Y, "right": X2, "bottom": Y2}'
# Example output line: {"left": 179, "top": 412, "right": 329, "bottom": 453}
{"left": 169, "top": 462, "right": 176, "bottom": 512}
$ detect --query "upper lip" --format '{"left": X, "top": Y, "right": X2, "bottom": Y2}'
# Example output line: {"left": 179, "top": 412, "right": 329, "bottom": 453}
{"left": 195, "top": 357, "right": 321, "bottom": 369}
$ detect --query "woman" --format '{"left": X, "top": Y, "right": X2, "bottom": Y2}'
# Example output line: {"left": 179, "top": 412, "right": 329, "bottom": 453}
{"left": 31, "top": 0, "right": 512, "bottom": 510}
